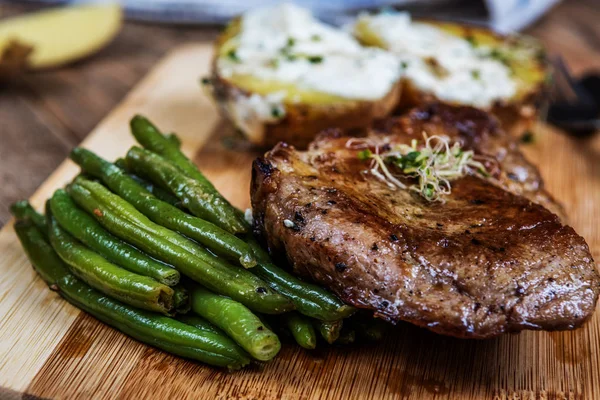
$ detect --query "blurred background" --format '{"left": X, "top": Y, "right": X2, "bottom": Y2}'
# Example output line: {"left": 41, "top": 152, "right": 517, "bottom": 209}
{"left": 0, "top": 0, "right": 598, "bottom": 225}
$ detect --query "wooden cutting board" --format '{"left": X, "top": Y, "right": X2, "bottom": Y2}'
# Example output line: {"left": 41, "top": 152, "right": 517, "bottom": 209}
{"left": 0, "top": 43, "right": 598, "bottom": 400}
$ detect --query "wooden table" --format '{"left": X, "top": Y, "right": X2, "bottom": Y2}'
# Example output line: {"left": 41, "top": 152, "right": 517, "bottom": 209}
{"left": 0, "top": 0, "right": 599, "bottom": 225}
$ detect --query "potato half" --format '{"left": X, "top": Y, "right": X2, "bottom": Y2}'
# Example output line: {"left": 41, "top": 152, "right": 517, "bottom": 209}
{"left": 0, "top": 3, "right": 122, "bottom": 76}
{"left": 353, "top": 15, "right": 550, "bottom": 137}
{"left": 208, "top": 15, "right": 403, "bottom": 149}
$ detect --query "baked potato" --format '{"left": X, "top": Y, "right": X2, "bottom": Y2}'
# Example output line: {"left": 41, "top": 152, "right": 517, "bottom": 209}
{"left": 353, "top": 12, "right": 550, "bottom": 137}
{"left": 207, "top": 4, "right": 403, "bottom": 149}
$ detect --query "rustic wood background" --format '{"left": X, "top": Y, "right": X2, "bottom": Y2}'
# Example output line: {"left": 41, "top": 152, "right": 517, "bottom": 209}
{"left": 0, "top": 0, "right": 599, "bottom": 226}
{"left": 0, "top": 3, "right": 599, "bottom": 399}
{"left": 0, "top": 41, "right": 597, "bottom": 400}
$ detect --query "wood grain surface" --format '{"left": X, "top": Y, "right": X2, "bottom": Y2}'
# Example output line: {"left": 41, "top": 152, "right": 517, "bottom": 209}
{"left": 1, "top": 0, "right": 600, "bottom": 226}
{"left": 0, "top": 42, "right": 599, "bottom": 400}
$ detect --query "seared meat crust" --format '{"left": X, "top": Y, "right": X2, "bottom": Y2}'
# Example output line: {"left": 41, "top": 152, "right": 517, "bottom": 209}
{"left": 251, "top": 104, "right": 599, "bottom": 338}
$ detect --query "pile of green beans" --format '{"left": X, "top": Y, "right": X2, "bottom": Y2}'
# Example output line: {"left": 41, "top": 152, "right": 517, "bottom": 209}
{"left": 11, "top": 115, "right": 386, "bottom": 371}
{"left": 12, "top": 206, "right": 250, "bottom": 370}
{"left": 130, "top": 115, "right": 248, "bottom": 234}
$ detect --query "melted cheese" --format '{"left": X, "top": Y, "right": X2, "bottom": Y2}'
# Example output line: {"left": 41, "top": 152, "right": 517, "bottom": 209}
{"left": 354, "top": 12, "right": 517, "bottom": 108}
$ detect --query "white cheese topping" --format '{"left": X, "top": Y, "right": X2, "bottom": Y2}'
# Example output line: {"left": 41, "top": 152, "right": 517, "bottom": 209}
{"left": 354, "top": 12, "right": 517, "bottom": 108}
{"left": 225, "top": 91, "right": 286, "bottom": 144}
{"left": 217, "top": 3, "right": 401, "bottom": 102}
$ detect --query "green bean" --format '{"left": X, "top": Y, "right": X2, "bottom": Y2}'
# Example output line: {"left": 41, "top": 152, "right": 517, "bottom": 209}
{"left": 140, "top": 181, "right": 182, "bottom": 209}
{"left": 165, "top": 132, "right": 181, "bottom": 148}
{"left": 70, "top": 148, "right": 257, "bottom": 268}
{"left": 336, "top": 327, "right": 356, "bottom": 345}
{"left": 125, "top": 171, "right": 183, "bottom": 209}
{"left": 67, "top": 177, "right": 292, "bottom": 314}
{"left": 125, "top": 146, "right": 247, "bottom": 234}
{"left": 10, "top": 200, "right": 46, "bottom": 233}
{"left": 282, "top": 312, "right": 317, "bottom": 350}
{"left": 114, "top": 157, "right": 128, "bottom": 170}
{"left": 190, "top": 285, "right": 281, "bottom": 361}
{"left": 130, "top": 117, "right": 247, "bottom": 230}
{"left": 117, "top": 157, "right": 184, "bottom": 208}
{"left": 246, "top": 236, "right": 355, "bottom": 321}
{"left": 60, "top": 275, "right": 250, "bottom": 369}
{"left": 176, "top": 315, "right": 223, "bottom": 336}
{"left": 50, "top": 189, "right": 179, "bottom": 286}
{"left": 173, "top": 285, "right": 190, "bottom": 314}
{"left": 48, "top": 205, "right": 174, "bottom": 314}
{"left": 13, "top": 218, "right": 69, "bottom": 287}
{"left": 351, "top": 316, "right": 386, "bottom": 342}
{"left": 315, "top": 320, "right": 343, "bottom": 344}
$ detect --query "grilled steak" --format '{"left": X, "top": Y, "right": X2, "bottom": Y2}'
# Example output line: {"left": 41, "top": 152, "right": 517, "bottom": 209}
{"left": 251, "top": 104, "right": 599, "bottom": 338}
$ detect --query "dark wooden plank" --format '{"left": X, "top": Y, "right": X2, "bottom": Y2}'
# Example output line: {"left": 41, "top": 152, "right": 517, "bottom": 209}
{"left": 0, "top": 91, "right": 70, "bottom": 225}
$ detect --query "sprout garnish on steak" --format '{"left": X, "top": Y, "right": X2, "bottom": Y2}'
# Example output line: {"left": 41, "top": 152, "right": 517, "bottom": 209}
{"left": 348, "top": 134, "right": 489, "bottom": 202}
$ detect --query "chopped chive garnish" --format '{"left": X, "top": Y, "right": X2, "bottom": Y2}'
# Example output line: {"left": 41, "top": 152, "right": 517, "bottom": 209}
{"left": 271, "top": 106, "right": 283, "bottom": 118}
{"left": 520, "top": 131, "right": 535, "bottom": 144}
{"left": 357, "top": 149, "right": 373, "bottom": 161}
{"left": 307, "top": 55, "right": 324, "bottom": 64}
{"left": 227, "top": 49, "right": 240, "bottom": 62}
{"left": 465, "top": 35, "right": 478, "bottom": 47}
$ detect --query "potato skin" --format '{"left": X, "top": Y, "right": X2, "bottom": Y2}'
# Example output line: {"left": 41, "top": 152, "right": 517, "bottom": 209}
{"left": 397, "top": 78, "right": 547, "bottom": 138}
{"left": 209, "top": 69, "right": 403, "bottom": 149}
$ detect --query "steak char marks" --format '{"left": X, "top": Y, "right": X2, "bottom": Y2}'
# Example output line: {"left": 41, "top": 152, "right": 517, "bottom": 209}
{"left": 251, "top": 104, "right": 599, "bottom": 339}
